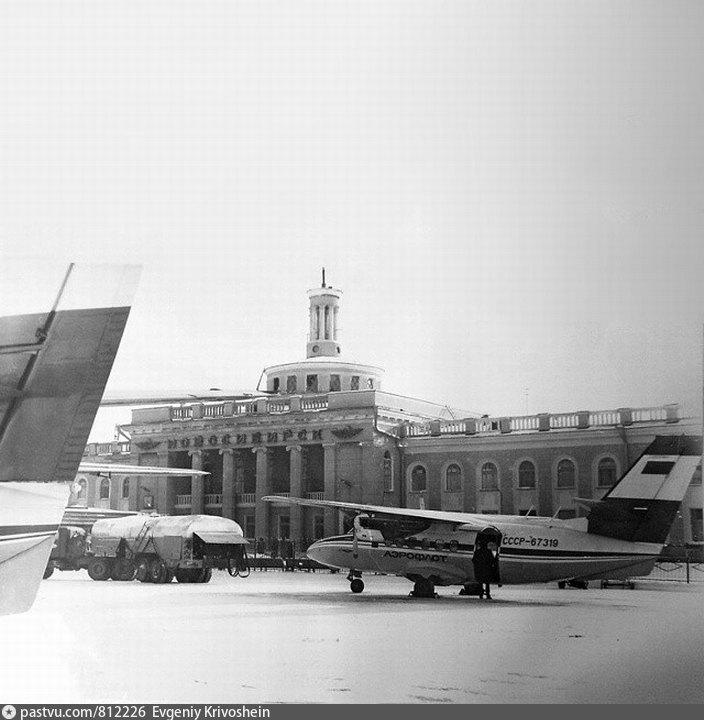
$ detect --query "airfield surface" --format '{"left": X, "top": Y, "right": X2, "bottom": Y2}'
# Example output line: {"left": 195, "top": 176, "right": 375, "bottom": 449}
{"left": 2, "top": 570, "right": 703, "bottom": 704}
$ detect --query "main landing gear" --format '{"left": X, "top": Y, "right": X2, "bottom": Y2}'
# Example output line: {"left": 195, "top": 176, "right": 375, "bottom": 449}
{"left": 409, "top": 577, "right": 437, "bottom": 599}
{"left": 347, "top": 570, "right": 364, "bottom": 593}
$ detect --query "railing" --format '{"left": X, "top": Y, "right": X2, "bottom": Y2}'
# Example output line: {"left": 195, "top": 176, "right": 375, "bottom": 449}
{"left": 267, "top": 400, "right": 291, "bottom": 414}
{"left": 175, "top": 494, "right": 192, "bottom": 506}
{"left": 403, "top": 404, "right": 681, "bottom": 439}
{"left": 203, "top": 404, "right": 225, "bottom": 418}
{"left": 306, "top": 492, "right": 325, "bottom": 500}
{"left": 171, "top": 407, "right": 193, "bottom": 421}
{"left": 234, "top": 402, "right": 258, "bottom": 415}
{"left": 88, "top": 441, "right": 131, "bottom": 456}
{"left": 272, "top": 492, "right": 290, "bottom": 498}
{"left": 508, "top": 416, "right": 541, "bottom": 432}
{"left": 238, "top": 493, "right": 256, "bottom": 504}
{"left": 549, "top": 413, "right": 580, "bottom": 430}
{"left": 204, "top": 494, "right": 222, "bottom": 505}
{"left": 632, "top": 559, "right": 704, "bottom": 584}
{"left": 301, "top": 396, "right": 328, "bottom": 411}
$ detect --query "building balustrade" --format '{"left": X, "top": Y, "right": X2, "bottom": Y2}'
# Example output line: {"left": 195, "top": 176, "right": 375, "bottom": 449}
{"left": 171, "top": 406, "right": 193, "bottom": 420}
{"left": 238, "top": 493, "right": 256, "bottom": 504}
{"left": 306, "top": 492, "right": 325, "bottom": 500}
{"left": 203, "top": 404, "right": 225, "bottom": 418}
{"left": 84, "top": 440, "right": 131, "bottom": 457}
{"left": 204, "top": 494, "right": 223, "bottom": 505}
{"left": 175, "top": 494, "right": 192, "bottom": 506}
{"left": 404, "top": 404, "right": 680, "bottom": 439}
{"left": 84, "top": 402, "right": 682, "bottom": 461}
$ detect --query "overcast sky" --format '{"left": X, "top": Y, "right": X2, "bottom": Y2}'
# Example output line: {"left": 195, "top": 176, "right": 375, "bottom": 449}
{"left": 1, "top": 1, "right": 703, "bottom": 441}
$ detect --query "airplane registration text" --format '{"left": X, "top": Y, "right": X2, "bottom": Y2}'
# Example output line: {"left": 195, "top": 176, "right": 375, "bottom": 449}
{"left": 503, "top": 536, "right": 559, "bottom": 547}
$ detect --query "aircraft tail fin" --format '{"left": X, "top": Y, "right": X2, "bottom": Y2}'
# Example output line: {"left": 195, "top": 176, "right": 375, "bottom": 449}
{"left": 0, "top": 264, "right": 140, "bottom": 614}
{"left": 587, "top": 435, "right": 701, "bottom": 543}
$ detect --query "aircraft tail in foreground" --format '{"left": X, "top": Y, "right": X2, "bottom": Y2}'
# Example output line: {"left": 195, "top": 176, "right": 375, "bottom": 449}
{"left": 584, "top": 435, "right": 702, "bottom": 543}
{"left": 0, "top": 264, "right": 140, "bottom": 615}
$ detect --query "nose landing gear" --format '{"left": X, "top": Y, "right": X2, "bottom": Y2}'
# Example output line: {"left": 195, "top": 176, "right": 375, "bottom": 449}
{"left": 347, "top": 570, "right": 364, "bottom": 593}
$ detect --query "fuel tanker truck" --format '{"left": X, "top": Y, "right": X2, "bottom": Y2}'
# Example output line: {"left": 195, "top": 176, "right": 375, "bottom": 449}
{"left": 84, "top": 514, "right": 250, "bottom": 583}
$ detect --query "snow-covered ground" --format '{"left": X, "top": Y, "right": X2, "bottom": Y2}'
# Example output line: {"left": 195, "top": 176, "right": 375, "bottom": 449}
{"left": 2, "top": 570, "right": 702, "bottom": 704}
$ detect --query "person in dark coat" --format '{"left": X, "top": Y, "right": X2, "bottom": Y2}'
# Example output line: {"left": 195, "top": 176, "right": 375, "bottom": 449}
{"left": 472, "top": 542, "right": 499, "bottom": 599}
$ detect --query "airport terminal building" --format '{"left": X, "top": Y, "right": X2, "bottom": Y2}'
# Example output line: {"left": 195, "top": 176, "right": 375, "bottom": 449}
{"left": 80, "top": 278, "right": 703, "bottom": 550}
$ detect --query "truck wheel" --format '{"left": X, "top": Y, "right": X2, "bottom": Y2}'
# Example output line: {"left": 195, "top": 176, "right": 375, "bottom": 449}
{"left": 88, "top": 558, "right": 113, "bottom": 581}
{"left": 136, "top": 559, "right": 151, "bottom": 583}
{"left": 149, "top": 558, "right": 169, "bottom": 584}
{"left": 111, "top": 559, "right": 137, "bottom": 581}
{"left": 199, "top": 568, "right": 212, "bottom": 584}
{"left": 175, "top": 569, "right": 194, "bottom": 583}
{"left": 43, "top": 563, "right": 55, "bottom": 579}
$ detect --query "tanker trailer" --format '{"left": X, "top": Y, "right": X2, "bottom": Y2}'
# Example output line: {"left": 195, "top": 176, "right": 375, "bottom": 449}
{"left": 87, "top": 514, "right": 249, "bottom": 583}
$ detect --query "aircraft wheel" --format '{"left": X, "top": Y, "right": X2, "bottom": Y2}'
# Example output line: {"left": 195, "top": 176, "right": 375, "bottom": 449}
{"left": 43, "top": 563, "right": 55, "bottom": 579}
{"left": 350, "top": 578, "right": 364, "bottom": 593}
{"left": 87, "top": 558, "right": 113, "bottom": 581}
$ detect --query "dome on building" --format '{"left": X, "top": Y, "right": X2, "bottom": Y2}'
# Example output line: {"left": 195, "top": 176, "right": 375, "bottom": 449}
{"left": 261, "top": 270, "right": 385, "bottom": 394}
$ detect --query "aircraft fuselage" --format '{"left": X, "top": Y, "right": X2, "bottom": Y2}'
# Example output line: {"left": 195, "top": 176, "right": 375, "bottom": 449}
{"left": 306, "top": 519, "right": 661, "bottom": 586}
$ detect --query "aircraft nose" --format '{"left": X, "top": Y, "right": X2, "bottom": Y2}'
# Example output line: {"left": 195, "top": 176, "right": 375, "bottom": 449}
{"left": 306, "top": 539, "right": 327, "bottom": 564}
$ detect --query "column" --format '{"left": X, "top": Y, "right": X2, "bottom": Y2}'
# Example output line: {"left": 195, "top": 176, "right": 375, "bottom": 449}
{"left": 189, "top": 449, "right": 204, "bottom": 515}
{"left": 221, "top": 448, "right": 235, "bottom": 520}
{"left": 254, "top": 447, "right": 270, "bottom": 540}
{"left": 288, "top": 445, "right": 303, "bottom": 543}
{"left": 162, "top": 452, "right": 177, "bottom": 515}
{"left": 109, "top": 475, "right": 121, "bottom": 510}
{"left": 323, "top": 442, "right": 337, "bottom": 537}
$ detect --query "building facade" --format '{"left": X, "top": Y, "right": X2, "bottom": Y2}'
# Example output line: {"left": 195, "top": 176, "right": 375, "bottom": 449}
{"left": 79, "top": 277, "right": 703, "bottom": 550}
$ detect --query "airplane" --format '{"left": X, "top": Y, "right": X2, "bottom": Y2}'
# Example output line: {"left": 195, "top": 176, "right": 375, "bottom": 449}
{"left": 264, "top": 434, "right": 702, "bottom": 598}
{"left": 0, "top": 263, "right": 140, "bottom": 615}
{"left": 62, "top": 462, "right": 210, "bottom": 529}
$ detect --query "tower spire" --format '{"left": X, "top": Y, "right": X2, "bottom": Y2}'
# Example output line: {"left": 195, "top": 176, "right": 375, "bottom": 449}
{"left": 307, "top": 272, "right": 342, "bottom": 358}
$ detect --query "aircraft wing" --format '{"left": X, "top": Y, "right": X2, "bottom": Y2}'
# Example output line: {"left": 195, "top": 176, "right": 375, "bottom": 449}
{"left": 262, "top": 495, "right": 497, "bottom": 532}
{"left": 78, "top": 462, "right": 209, "bottom": 476}
{"left": 100, "top": 389, "right": 257, "bottom": 406}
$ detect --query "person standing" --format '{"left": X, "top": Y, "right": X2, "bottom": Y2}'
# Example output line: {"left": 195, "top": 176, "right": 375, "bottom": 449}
{"left": 472, "top": 541, "right": 499, "bottom": 599}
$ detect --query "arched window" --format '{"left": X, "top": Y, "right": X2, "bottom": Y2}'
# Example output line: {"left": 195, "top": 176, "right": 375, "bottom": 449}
{"left": 445, "top": 464, "right": 462, "bottom": 492}
{"left": 122, "top": 478, "right": 130, "bottom": 498}
{"left": 383, "top": 452, "right": 393, "bottom": 492}
{"left": 597, "top": 457, "right": 617, "bottom": 487}
{"left": 518, "top": 461, "right": 536, "bottom": 489}
{"left": 481, "top": 462, "right": 498, "bottom": 491}
{"left": 557, "top": 459, "right": 576, "bottom": 488}
{"left": 99, "top": 478, "right": 110, "bottom": 500}
{"left": 410, "top": 465, "right": 427, "bottom": 493}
